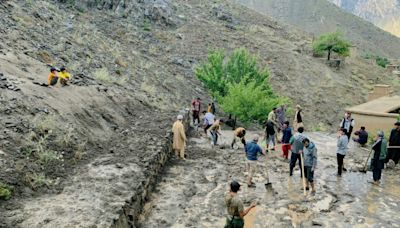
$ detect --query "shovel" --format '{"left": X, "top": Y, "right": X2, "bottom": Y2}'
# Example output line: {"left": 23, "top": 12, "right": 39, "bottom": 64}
{"left": 360, "top": 148, "right": 373, "bottom": 173}
{"left": 264, "top": 156, "right": 273, "bottom": 189}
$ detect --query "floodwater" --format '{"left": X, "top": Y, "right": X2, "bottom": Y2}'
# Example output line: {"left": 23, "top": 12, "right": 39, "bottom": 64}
{"left": 139, "top": 130, "right": 400, "bottom": 227}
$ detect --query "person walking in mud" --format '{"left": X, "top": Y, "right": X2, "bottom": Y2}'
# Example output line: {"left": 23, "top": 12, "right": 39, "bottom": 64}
{"left": 370, "top": 131, "right": 387, "bottom": 185}
{"left": 281, "top": 121, "right": 292, "bottom": 160}
{"left": 265, "top": 120, "right": 276, "bottom": 151}
{"left": 289, "top": 127, "right": 306, "bottom": 177}
{"left": 231, "top": 127, "right": 246, "bottom": 149}
{"left": 224, "top": 181, "right": 256, "bottom": 228}
{"left": 293, "top": 105, "right": 303, "bottom": 132}
{"left": 268, "top": 107, "right": 279, "bottom": 144}
{"left": 386, "top": 121, "right": 400, "bottom": 166}
{"left": 336, "top": 128, "right": 349, "bottom": 176}
{"left": 245, "top": 134, "right": 266, "bottom": 187}
{"left": 340, "top": 112, "right": 355, "bottom": 140}
{"left": 203, "top": 110, "right": 215, "bottom": 135}
{"left": 276, "top": 105, "right": 286, "bottom": 130}
{"left": 172, "top": 115, "right": 187, "bottom": 160}
{"left": 209, "top": 119, "right": 223, "bottom": 146}
{"left": 191, "top": 97, "right": 201, "bottom": 126}
{"left": 303, "top": 138, "right": 317, "bottom": 194}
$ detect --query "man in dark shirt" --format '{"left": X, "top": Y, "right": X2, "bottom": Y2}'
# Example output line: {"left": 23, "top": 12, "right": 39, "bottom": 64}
{"left": 353, "top": 126, "right": 368, "bottom": 146}
{"left": 281, "top": 121, "right": 292, "bottom": 159}
{"left": 386, "top": 122, "right": 400, "bottom": 165}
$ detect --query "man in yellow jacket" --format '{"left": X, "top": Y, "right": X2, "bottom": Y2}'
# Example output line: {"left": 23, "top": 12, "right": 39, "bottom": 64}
{"left": 58, "top": 67, "right": 71, "bottom": 86}
{"left": 172, "top": 115, "right": 187, "bottom": 160}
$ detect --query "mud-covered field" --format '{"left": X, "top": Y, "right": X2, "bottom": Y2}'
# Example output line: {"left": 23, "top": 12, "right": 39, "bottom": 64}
{"left": 140, "top": 130, "right": 400, "bottom": 227}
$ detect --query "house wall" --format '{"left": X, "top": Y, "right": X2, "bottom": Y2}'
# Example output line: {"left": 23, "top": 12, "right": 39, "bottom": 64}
{"left": 351, "top": 113, "right": 397, "bottom": 133}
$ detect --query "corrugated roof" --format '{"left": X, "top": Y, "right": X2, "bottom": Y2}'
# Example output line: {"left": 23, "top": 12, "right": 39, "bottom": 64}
{"left": 347, "top": 96, "right": 400, "bottom": 114}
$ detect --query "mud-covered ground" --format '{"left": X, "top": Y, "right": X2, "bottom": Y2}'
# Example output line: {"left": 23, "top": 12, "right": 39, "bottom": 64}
{"left": 140, "top": 129, "right": 400, "bottom": 227}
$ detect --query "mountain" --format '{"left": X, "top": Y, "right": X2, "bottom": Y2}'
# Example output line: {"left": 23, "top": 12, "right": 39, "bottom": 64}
{"left": 328, "top": 0, "right": 400, "bottom": 37}
{"left": 235, "top": 0, "right": 400, "bottom": 58}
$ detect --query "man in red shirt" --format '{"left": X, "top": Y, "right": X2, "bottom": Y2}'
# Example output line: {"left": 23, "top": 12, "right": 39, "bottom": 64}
{"left": 191, "top": 97, "right": 201, "bottom": 125}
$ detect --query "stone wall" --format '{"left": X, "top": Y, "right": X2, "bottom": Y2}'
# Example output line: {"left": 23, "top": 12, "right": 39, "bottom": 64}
{"left": 111, "top": 109, "right": 190, "bottom": 228}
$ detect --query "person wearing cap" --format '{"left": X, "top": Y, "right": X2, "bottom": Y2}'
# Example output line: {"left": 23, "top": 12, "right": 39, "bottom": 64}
{"left": 336, "top": 128, "right": 349, "bottom": 176}
{"left": 302, "top": 138, "right": 317, "bottom": 194}
{"left": 191, "top": 97, "right": 201, "bottom": 125}
{"left": 48, "top": 67, "right": 59, "bottom": 87}
{"left": 172, "top": 115, "right": 187, "bottom": 160}
{"left": 386, "top": 122, "right": 400, "bottom": 165}
{"left": 371, "top": 131, "right": 387, "bottom": 185}
{"left": 244, "top": 134, "right": 266, "bottom": 187}
{"left": 209, "top": 119, "right": 224, "bottom": 146}
{"left": 58, "top": 67, "right": 71, "bottom": 86}
{"left": 340, "top": 112, "right": 355, "bottom": 140}
{"left": 293, "top": 105, "right": 303, "bottom": 132}
{"left": 224, "top": 181, "right": 256, "bottom": 228}
{"left": 231, "top": 127, "right": 246, "bottom": 149}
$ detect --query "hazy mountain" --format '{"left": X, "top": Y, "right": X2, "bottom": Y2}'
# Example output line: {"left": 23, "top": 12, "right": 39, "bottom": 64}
{"left": 236, "top": 0, "right": 400, "bottom": 58}
{"left": 329, "top": 0, "right": 400, "bottom": 37}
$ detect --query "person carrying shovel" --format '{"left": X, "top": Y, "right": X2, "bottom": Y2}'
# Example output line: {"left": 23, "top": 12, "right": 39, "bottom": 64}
{"left": 302, "top": 138, "right": 317, "bottom": 194}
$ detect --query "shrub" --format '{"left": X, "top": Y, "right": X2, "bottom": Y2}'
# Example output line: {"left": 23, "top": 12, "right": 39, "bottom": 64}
{"left": 0, "top": 182, "right": 12, "bottom": 200}
{"left": 313, "top": 32, "right": 351, "bottom": 60}
{"left": 375, "top": 56, "right": 390, "bottom": 68}
{"left": 94, "top": 68, "right": 112, "bottom": 84}
{"left": 196, "top": 48, "right": 290, "bottom": 123}
{"left": 30, "top": 173, "right": 50, "bottom": 189}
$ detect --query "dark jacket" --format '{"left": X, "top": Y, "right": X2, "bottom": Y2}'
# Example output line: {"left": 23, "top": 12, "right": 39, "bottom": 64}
{"left": 265, "top": 121, "right": 275, "bottom": 136}
{"left": 389, "top": 129, "right": 400, "bottom": 146}
{"left": 282, "top": 127, "right": 292, "bottom": 144}
{"left": 355, "top": 129, "right": 368, "bottom": 145}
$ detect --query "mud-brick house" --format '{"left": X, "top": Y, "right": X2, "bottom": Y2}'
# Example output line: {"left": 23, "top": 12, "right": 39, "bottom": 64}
{"left": 346, "top": 85, "right": 399, "bottom": 132}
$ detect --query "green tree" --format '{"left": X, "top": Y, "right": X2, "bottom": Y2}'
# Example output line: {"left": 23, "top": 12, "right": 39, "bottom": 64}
{"left": 313, "top": 32, "right": 351, "bottom": 60}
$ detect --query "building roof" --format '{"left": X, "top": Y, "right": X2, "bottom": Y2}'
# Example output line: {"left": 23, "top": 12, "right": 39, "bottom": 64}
{"left": 347, "top": 96, "right": 400, "bottom": 116}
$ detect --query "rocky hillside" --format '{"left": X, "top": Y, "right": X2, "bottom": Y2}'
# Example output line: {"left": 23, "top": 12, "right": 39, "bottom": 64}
{"left": 0, "top": 0, "right": 396, "bottom": 227}
{"left": 236, "top": 0, "right": 400, "bottom": 58}
{"left": 329, "top": 0, "right": 400, "bottom": 37}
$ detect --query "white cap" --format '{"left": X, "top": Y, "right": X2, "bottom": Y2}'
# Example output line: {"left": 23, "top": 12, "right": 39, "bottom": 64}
{"left": 177, "top": 115, "right": 183, "bottom": 120}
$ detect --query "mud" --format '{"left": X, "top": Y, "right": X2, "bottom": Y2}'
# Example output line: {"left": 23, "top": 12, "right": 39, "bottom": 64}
{"left": 140, "top": 130, "right": 400, "bottom": 227}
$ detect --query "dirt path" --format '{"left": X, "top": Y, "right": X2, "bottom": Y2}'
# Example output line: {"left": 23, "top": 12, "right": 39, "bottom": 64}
{"left": 140, "top": 130, "right": 400, "bottom": 227}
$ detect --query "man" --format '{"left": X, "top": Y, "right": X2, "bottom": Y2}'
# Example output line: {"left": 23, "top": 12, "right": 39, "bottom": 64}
{"left": 203, "top": 111, "right": 215, "bottom": 135}
{"left": 386, "top": 122, "right": 400, "bottom": 165}
{"left": 244, "top": 134, "right": 266, "bottom": 187}
{"left": 48, "top": 67, "right": 59, "bottom": 87}
{"left": 276, "top": 105, "right": 286, "bottom": 130}
{"left": 268, "top": 107, "right": 279, "bottom": 143}
{"left": 293, "top": 105, "right": 303, "bottom": 132}
{"left": 211, "top": 102, "right": 216, "bottom": 115}
{"left": 265, "top": 120, "right": 276, "bottom": 151}
{"left": 209, "top": 119, "right": 223, "bottom": 146}
{"left": 336, "top": 128, "right": 349, "bottom": 176}
{"left": 58, "top": 67, "right": 71, "bottom": 86}
{"left": 191, "top": 97, "right": 201, "bottom": 125}
{"left": 303, "top": 138, "right": 317, "bottom": 194}
{"left": 172, "top": 115, "right": 187, "bottom": 160}
{"left": 352, "top": 126, "right": 368, "bottom": 146}
{"left": 340, "top": 112, "right": 355, "bottom": 140}
{"left": 371, "top": 131, "right": 387, "bottom": 185}
{"left": 289, "top": 127, "right": 306, "bottom": 177}
{"left": 231, "top": 127, "right": 246, "bottom": 149}
{"left": 281, "top": 121, "right": 292, "bottom": 160}
{"left": 224, "top": 181, "right": 256, "bottom": 228}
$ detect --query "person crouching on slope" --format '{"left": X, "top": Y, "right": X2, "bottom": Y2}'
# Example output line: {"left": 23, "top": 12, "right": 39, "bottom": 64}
{"left": 58, "top": 67, "right": 71, "bottom": 86}
{"left": 48, "top": 67, "right": 59, "bottom": 87}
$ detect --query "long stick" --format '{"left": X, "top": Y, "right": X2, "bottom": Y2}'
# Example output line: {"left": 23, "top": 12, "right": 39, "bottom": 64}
{"left": 300, "top": 152, "right": 306, "bottom": 196}
{"left": 362, "top": 149, "right": 374, "bottom": 172}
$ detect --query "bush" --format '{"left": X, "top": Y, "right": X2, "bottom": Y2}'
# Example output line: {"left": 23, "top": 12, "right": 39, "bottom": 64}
{"left": 313, "top": 32, "right": 351, "bottom": 60}
{"left": 376, "top": 56, "right": 390, "bottom": 68}
{"left": 196, "top": 48, "right": 289, "bottom": 123}
{"left": 0, "top": 182, "right": 12, "bottom": 200}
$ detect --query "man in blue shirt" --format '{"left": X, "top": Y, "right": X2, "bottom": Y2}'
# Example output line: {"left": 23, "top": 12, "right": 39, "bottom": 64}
{"left": 245, "top": 134, "right": 266, "bottom": 188}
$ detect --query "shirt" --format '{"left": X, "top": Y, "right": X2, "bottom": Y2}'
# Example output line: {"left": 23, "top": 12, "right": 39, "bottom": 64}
{"left": 337, "top": 135, "right": 349, "bottom": 155}
{"left": 209, "top": 121, "right": 220, "bottom": 131}
{"left": 245, "top": 141, "right": 262, "bottom": 161}
{"left": 234, "top": 127, "right": 245, "bottom": 137}
{"left": 203, "top": 112, "right": 215, "bottom": 126}
{"left": 281, "top": 127, "right": 293, "bottom": 144}
{"left": 225, "top": 193, "right": 244, "bottom": 216}
{"left": 289, "top": 133, "right": 306, "bottom": 154}
{"left": 48, "top": 72, "right": 57, "bottom": 85}
{"left": 192, "top": 100, "right": 201, "bottom": 111}
{"left": 58, "top": 71, "right": 71, "bottom": 79}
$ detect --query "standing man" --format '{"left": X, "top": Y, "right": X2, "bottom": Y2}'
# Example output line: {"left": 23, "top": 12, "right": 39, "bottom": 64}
{"left": 265, "top": 120, "right": 276, "bottom": 151}
{"left": 293, "top": 105, "right": 303, "bottom": 132}
{"left": 371, "top": 131, "right": 387, "bottom": 185}
{"left": 211, "top": 102, "right": 216, "bottom": 115}
{"left": 281, "top": 121, "right": 292, "bottom": 160}
{"left": 191, "top": 97, "right": 201, "bottom": 125}
{"left": 289, "top": 127, "right": 306, "bottom": 177}
{"left": 340, "top": 112, "right": 355, "bottom": 140}
{"left": 336, "top": 128, "right": 349, "bottom": 176}
{"left": 386, "top": 122, "right": 400, "bottom": 165}
{"left": 231, "top": 127, "right": 246, "bottom": 149}
{"left": 276, "top": 105, "right": 286, "bottom": 130}
{"left": 302, "top": 138, "right": 317, "bottom": 194}
{"left": 244, "top": 134, "right": 266, "bottom": 187}
{"left": 224, "top": 181, "right": 256, "bottom": 228}
{"left": 268, "top": 108, "right": 279, "bottom": 143}
{"left": 203, "top": 110, "right": 215, "bottom": 135}
{"left": 209, "top": 119, "right": 224, "bottom": 146}
{"left": 172, "top": 115, "right": 187, "bottom": 160}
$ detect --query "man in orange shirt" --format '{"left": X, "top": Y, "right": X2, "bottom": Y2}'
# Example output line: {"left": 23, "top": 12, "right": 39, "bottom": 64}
{"left": 48, "top": 68, "right": 59, "bottom": 87}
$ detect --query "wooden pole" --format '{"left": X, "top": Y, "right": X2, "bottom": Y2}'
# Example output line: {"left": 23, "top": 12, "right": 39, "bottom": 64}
{"left": 300, "top": 152, "right": 307, "bottom": 196}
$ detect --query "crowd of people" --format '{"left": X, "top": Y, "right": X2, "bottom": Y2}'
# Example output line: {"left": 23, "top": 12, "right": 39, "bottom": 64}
{"left": 170, "top": 99, "right": 400, "bottom": 228}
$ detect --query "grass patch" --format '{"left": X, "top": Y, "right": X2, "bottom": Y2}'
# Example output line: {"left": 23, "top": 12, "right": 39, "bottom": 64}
{"left": 0, "top": 182, "right": 12, "bottom": 200}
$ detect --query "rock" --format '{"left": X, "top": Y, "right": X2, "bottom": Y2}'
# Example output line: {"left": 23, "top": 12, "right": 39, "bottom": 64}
{"left": 144, "top": 0, "right": 176, "bottom": 26}
{"left": 212, "top": 6, "right": 233, "bottom": 23}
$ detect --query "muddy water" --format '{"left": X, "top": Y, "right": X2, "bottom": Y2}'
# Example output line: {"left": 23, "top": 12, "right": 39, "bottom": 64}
{"left": 140, "top": 130, "right": 400, "bottom": 227}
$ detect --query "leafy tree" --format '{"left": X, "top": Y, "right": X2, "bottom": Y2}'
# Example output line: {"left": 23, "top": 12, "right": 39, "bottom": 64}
{"left": 313, "top": 32, "right": 351, "bottom": 60}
